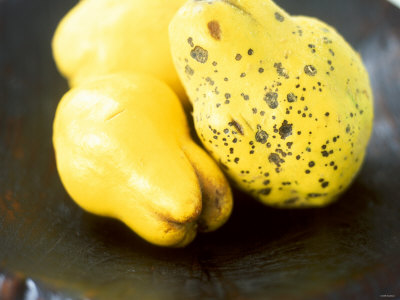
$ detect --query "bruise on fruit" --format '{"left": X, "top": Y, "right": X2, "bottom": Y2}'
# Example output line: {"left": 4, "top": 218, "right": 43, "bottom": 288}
{"left": 208, "top": 20, "right": 221, "bottom": 40}
{"left": 190, "top": 46, "right": 208, "bottom": 63}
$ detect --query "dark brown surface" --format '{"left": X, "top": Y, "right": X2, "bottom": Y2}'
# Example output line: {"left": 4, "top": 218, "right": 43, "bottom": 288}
{"left": 1, "top": 0, "right": 400, "bottom": 299}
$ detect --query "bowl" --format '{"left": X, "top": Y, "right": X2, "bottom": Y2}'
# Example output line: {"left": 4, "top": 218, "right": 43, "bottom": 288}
{"left": 1, "top": 0, "right": 400, "bottom": 299}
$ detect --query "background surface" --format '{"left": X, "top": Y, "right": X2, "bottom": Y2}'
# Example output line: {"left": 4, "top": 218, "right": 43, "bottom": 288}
{"left": 1, "top": 0, "right": 400, "bottom": 299}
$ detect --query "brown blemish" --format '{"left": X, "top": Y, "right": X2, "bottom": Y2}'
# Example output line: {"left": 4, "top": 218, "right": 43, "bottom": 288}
{"left": 190, "top": 46, "right": 208, "bottom": 63}
{"left": 208, "top": 20, "right": 221, "bottom": 40}
{"left": 268, "top": 153, "right": 284, "bottom": 167}
{"left": 278, "top": 120, "right": 293, "bottom": 139}
{"left": 229, "top": 119, "right": 244, "bottom": 135}
{"left": 105, "top": 109, "right": 125, "bottom": 122}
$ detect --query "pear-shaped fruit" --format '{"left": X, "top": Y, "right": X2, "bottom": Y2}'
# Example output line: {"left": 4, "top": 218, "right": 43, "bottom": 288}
{"left": 52, "top": 73, "right": 232, "bottom": 247}
{"left": 169, "top": 0, "right": 373, "bottom": 207}
{"left": 52, "top": 0, "right": 188, "bottom": 105}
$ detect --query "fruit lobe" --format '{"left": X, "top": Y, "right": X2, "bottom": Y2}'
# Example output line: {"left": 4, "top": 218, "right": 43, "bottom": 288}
{"left": 53, "top": 73, "right": 232, "bottom": 246}
{"left": 52, "top": 0, "right": 189, "bottom": 105}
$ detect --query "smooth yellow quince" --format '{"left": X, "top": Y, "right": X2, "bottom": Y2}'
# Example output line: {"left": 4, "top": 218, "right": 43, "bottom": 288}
{"left": 52, "top": 73, "right": 233, "bottom": 247}
{"left": 169, "top": 0, "right": 373, "bottom": 207}
{"left": 52, "top": 0, "right": 188, "bottom": 105}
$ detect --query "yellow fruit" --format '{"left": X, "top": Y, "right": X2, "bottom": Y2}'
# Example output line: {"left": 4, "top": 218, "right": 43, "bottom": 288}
{"left": 169, "top": 0, "right": 373, "bottom": 207}
{"left": 52, "top": 73, "right": 232, "bottom": 247}
{"left": 52, "top": 0, "right": 188, "bottom": 106}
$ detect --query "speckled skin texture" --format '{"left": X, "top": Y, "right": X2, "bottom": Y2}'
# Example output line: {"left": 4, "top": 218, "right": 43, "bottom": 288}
{"left": 170, "top": 0, "right": 373, "bottom": 207}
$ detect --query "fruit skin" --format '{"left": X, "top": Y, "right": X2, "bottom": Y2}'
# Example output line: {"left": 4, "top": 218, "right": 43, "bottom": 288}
{"left": 52, "top": 0, "right": 188, "bottom": 106}
{"left": 52, "top": 73, "right": 232, "bottom": 247}
{"left": 169, "top": 0, "right": 373, "bottom": 207}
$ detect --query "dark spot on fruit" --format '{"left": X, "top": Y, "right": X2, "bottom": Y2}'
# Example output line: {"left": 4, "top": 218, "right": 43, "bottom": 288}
{"left": 309, "top": 161, "right": 315, "bottom": 167}
{"left": 278, "top": 120, "right": 293, "bottom": 139}
{"left": 229, "top": 120, "right": 244, "bottom": 135}
{"left": 274, "top": 62, "right": 289, "bottom": 79}
{"left": 321, "top": 182, "right": 329, "bottom": 188}
{"left": 259, "top": 188, "right": 272, "bottom": 195}
{"left": 287, "top": 93, "right": 297, "bottom": 103}
{"left": 325, "top": 112, "right": 330, "bottom": 116}
{"left": 240, "top": 73, "right": 246, "bottom": 77}
{"left": 190, "top": 46, "right": 208, "bottom": 63}
{"left": 187, "top": 37, "right": 194, "bottom": 47}
{"left": 264, "top": 92, "right": 279, "bottom": 109}
{"left": 255, "top": 125, "right": 269, "bottom": 144}
{"left": 284, "top": 198, "right": 299, "bottom": 205}
{"left": 346, "top": 125, "right": 351, "bottom": 133}
{"left": 258, "top": 68, "right": 264, "bottom": 73}
{"left": 321, "top": 151, "right": 329, "bottom": 157}
{"left": 305, "top": 169, "right": 311, "bottom": 174}
{"left": 274, "top": 12, "right": 284, "bottom": 22}
{"left": 263, "top": 180, "right": 270, "bottom": 185}
{"left": 296, "top": 155, "right": 301, "bottom": 160}
{"left": 185, "top": 65, "right": 194, "bottom": 76}
{"left": 304, "top": 65, "right": 317, "bottom": 76}
{"left": 225, "top": 93, "right": 231, "bottom": 99}
{"left": 235, "top": 54, "right": 242, "bottom": 61}
{"left": 307, "top": 193, "right": 326, "bottom": 198}
{"left": 208, "top": 20, "right": 221, "bottom": 40}
{"left": 248, "top": 48, "right": 254, "bottom": 55}
{"left": 269, "top": 153, "right": 284, "bottom": 167}
{"left": 241, "top": 93, "right": 249, "bottom": 100}
{"left": 234, "top": 157, "right": 240, "bottom": 164}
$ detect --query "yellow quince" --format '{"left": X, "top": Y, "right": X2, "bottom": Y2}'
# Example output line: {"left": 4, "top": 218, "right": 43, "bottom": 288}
{"left": 169, "top": 0, "right": 373, "bottom": 207}
{"left": 53, "top": 73, "right": 233, "bottom": 247}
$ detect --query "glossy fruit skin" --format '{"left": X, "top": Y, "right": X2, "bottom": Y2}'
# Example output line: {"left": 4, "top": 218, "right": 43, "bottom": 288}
{"left": 53, "top": 73, "right": 232, "bottom": 247}
{"left": 169, "top": 0, "right": 373, "bottom": 207}
{"left": 52, "top": 0, "right": 188, "bottom": 106}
